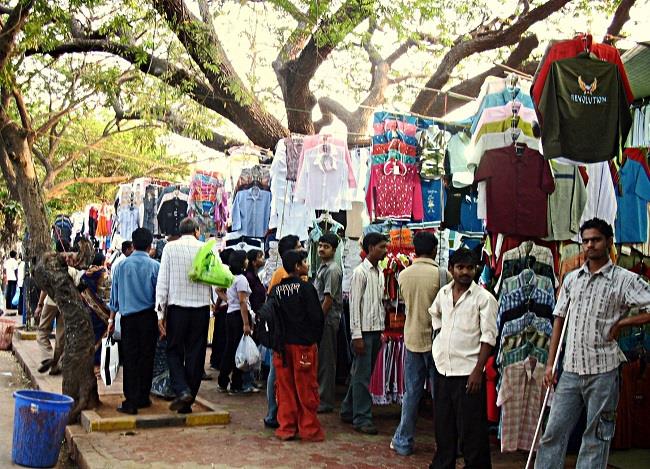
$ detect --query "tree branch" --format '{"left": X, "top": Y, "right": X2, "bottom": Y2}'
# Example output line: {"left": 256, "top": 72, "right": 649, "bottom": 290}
{"left": 12, "top": 87, "right": 32, "bottom": 133}
{"left": 46, "top": 176, "right": 134, "bottom": 200}
{"left": 0, "top": 0, "right": 35, "bottom": 71}
{"left": 411, "top": 0, "right": 570, "bottom": 115}
{"left": 425, "top": 34, "right": 539, "bottom": 117}
{"left": 604, "top": 0, "right": 636, "bottom": 44}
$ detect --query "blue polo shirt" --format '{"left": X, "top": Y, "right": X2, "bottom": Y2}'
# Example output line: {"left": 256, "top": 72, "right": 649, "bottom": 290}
{"left": 109, "top": 251, "right": 160, "bottom": 315}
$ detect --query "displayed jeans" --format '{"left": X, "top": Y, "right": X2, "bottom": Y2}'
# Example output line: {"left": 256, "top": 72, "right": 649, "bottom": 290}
{"left": 340, "top": 331, "right": 382, "bottom": 427}
{"left": 535, "top": 369, "right": 619, "bottom": 469}
{"left": 391, "top": 350, "right": 436, "bottom": 455}
{"left": 264, "top": 360, "right": 278, "bottom": 425}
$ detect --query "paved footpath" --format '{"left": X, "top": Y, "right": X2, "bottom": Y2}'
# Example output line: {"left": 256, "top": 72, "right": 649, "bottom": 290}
{"left": 5, "top": 326, "right": 650, "bottom": 468}
{"left": 0, "top": 350, "right": 32, "bottom": 468}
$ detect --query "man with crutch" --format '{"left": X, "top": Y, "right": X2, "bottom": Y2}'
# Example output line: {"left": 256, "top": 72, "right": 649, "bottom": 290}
{"left": 533, "top": 218, "right": 650, "bottom": 469}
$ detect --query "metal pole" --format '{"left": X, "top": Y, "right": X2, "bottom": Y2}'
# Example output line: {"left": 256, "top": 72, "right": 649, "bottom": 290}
{"left": 525, "top": 312, "right": 571, "bottom": 469}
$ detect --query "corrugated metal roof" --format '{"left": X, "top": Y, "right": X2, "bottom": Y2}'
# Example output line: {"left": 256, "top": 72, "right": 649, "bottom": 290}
{"left": 622, "top": 42, "right": 650, "bottom": 100}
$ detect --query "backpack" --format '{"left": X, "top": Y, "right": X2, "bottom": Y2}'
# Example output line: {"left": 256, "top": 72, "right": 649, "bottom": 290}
{"left": 256, "top": 294, "right": 285, "bottom": 353}
{"left": 188, "top": 239, "right": 234, "bottom": 288}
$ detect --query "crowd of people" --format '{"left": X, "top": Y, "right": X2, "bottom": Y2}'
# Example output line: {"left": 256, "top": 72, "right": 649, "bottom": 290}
{"left": 8, "top": 216, "right": 650, "bottom": 468}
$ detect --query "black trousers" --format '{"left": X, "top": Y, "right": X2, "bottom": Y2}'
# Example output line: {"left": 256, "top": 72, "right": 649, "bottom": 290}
{"left": 166, "top": 305, "right": 210, "bottom": 398}
{"left": 5, "top": 280, "right": 17, "bottom": 310}
{"left": 218, "top": 312, "right": 244, "bottom": 391}
{"left": 120, "top": 309, "right": 158, "bottom": 408}
{"left": 431, "top": 373, "right": 491, "bottom": 469}
{"left": 210, "top": 305, "right": 227, "bottom": 369}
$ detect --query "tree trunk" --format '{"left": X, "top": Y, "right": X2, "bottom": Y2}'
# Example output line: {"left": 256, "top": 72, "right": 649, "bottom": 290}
{"left": 0, "top": 118, "right": 99, "bottom": 422}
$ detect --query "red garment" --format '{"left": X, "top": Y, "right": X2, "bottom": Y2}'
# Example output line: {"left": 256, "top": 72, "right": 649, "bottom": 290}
{"left": 274, "top": 344, "right": 324, "bottom": 441}
{"left": 624, "top": 148, "right": 650, "bottom": 179}
{"left": 475, "top": 145, "right": 555, "bottom": 237}
{"left": 613, "top": 359, "right": 650, "bottom": 449}
{"left": 366, "top": 163, "right": 424, "bottom": 221}
{"left": 531, "top": 35, "right": 634, "bottom": 113}
{"left": 485, "top": 356, "right": 500, "bottom": 423}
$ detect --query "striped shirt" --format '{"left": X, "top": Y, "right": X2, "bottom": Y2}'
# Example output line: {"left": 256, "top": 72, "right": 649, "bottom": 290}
{"left": 349, "top": 258, "right": 385, "bottom": 339}
{"left": 554, "top": 260, "right": 650, "bottom": 375}
{"left": 155, "top": 235, "right": 212, "bottom": 319}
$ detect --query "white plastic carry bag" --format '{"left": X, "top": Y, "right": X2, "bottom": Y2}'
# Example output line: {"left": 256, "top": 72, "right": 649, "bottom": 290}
{"left": 100, "top": 336, "right": 120, "bottom": 386}
{"left": 235, "top": 335, "right": 261, "bottom": 371}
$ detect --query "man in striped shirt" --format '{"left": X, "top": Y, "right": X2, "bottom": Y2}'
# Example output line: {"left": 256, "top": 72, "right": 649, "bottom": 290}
{"left": 535, "top": 218, "right": 650, "bottom": 469}
{"left": 156, "top": 218, "right": 212, "bottom": 414}
{"left": 340, "top": 232, "right": 388, "bottom": 435}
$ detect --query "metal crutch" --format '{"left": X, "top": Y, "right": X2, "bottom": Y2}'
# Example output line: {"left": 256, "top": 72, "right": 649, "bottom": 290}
{"left": 525, "top": 311, "right": 571, "bottom": 469}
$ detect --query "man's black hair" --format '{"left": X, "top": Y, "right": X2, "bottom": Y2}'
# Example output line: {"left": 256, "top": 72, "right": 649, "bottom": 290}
{"left": 179, "top": 217, "right": 199, "bottom": 235}
{"left": 362, "top": 232, "right": 388, "bottom": 254}
{"left": 132, "top": 228, "right": 153, "bottom": 251}
{"left": 413, "top": 231, "right": 438, "bottom": 257}
{"left": 282, "top": 249, "right": 307, "bottom": 274}
{"left": 246, "top": 249, "right": 263, "bottom": 271}
{"left": 318, "top": 232, "right": 340, "bottom": 250}
{"left": 9, "top": 250, "right": 16, "bottom": 258}
{"left": 580, "top": 217, "right": 614, "bottom": 239}
{"left": 91, "top": 252, "right": 106, "bottom": 267}
{"left": 278, "top": 235, "right": 300, "bottom": 256}
{"left": 449, "top": 248, "right": 477, "bottom": 267}
{"left": 121, "top": 241, "right": 133, "bottom": 254}
{"left": 228, "top": 250, "right": 248, "bottom": 275}
{"left": 220, "top": 248, "right": 234, "bottom": 265}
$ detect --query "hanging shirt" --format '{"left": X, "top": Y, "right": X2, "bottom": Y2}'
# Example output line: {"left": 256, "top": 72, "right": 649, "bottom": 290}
{"left": 538, "top": 55, "right": 632, "bottom": 163}
{"left": 231, "top": 187, "right": 272, "bottom": 238}
{"left": 472, "top": 87, "right": 535, "bottom": 133}
{"left": 474, "top": 145, "right": 555, "bottom": 237}
{"left": 467, "top": 128, "right": 540, "bottom": 172}
{"left": 546, "top": 162, "right": 588, "bottom": 241}
{"left": 471, "top": 100, "right": 539, "bottom": 135}
{"left": 531, "top": 35, "right": 634, "bottom": 109}
{"left": 366, "top": 162, "right": 424, "bottom": 221}
{"left": 573, "top": 161, "right": 617, "bottom": 241}
{"left": 615, "top": 158, "right": 650, "bottom": 243}
{"left": 447, "top": 132, "right": 473, "bottom": 187}
{"left": 420, "top": 178, "right": 445, "bottom": 223}
{"left": 157, "top": 193, "right": 188, "bottom": 237}
{"left": 294, "top": 135, "right": 357, "bottom": 212}
{"left": 117, "top": 207, "right": 140, "bottom": 241}
{"left": 497, "top": 357, "right": 545, "bottom": 452}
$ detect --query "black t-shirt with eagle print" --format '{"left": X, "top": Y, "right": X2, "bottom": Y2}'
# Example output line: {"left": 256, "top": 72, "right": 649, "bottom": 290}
{"left": 538, "top": 54, "right": 632, "bottom": 163}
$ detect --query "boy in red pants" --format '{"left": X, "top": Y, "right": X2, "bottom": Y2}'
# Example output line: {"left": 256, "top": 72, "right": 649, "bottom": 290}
{"left": 271, "top": 250, "right": 325, "bottom": 441}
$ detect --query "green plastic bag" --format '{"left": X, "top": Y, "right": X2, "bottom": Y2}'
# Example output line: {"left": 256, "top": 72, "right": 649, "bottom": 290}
{"left": 188, "top": 239, "right": 234, "bottom": 288}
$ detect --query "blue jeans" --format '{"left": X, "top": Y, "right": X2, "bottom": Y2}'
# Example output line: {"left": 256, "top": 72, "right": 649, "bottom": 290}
{"left": 391, "top": 350, "right": 435, "bottom": 455}
{"left": 535, "top": 369, "right": 619, "bottom": 469}
{"left": 264, "top": 360, "right": 278, "bottom": 424}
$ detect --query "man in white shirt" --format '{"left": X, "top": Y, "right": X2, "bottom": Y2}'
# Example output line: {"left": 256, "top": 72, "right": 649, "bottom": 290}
{"left": 156, "top": 218, "right": 212, "bottom": 414}
{"left": 429, "top": 248, "right": 498, "bottom": 469}
{"left": 110, "top": 241, "right": 134, "bottom": 273}
{"left": 340, "top": 232, "right": 388, "bottom": 435}
{"left": 3, "top": 250, "right": 19, "bottom": 310}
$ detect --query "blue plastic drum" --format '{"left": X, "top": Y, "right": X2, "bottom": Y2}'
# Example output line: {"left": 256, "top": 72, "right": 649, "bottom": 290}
{"left": 12, "top": 390, "right": 74, "bottom": 467}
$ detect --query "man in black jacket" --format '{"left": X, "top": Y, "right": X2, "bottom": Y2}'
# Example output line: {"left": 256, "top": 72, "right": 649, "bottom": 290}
{"left": 271, "top": 249, "right": 325, "bottom": 441}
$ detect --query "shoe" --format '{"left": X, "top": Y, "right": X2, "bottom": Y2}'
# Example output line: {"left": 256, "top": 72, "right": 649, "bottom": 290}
{"left": 227, "top": 388, "right": 243, "bottom": 396}
{"left": 201, "top": 373, "right": 213, "bottom": 381}
{"left": 263, "top": 419, "right": 279, "bottom": 429}
{"left": 48, "top": 366, "right": 62, "bottom": 376}
{"left": 38, "top": 360, "right": 52, "bottom": 373}
{"left": 390, "top": 441, "right": 412, "bottom": 456}
{"left": 241, "top": 386, "right": 260, "bottom": 394}
{"left": 340, "top": 414, "right": 353, "bottom": 424}
{"left": 137, "top": 400, "right": 152, "bottom": 409}
{"left": 217, "top": 385, "right": 228, "bottom": 393}
{"left": 317, "top": 405, "right": 333, "bottom": 414}
{"left": 169, "top": 391, "right": 193, "bottom": 411}
{"left": 177, "top": 404, "right": 192, "bottom": 414}
{"left": 354, "top": 424, "right": 378, "bottom": 435}
{"left": 116, "top": 406, "right": 137, "bottom": 415}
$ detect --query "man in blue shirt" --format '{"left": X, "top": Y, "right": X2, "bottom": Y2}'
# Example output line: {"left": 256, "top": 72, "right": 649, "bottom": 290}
{"left": 108, "top": 228, "right": 160, "bottom": 415}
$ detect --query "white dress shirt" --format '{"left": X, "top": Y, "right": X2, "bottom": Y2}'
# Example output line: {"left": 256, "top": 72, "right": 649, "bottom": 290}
{"left": 349, "top": 258, "right": 385, "bottom": 339}
{"left": 4, "top": 258, "right": 18, "bottom": 282}
{"left": 429, "top": 281, "right": 498, "bottom": 376}
{"left": 156, "top": 235, "right": 212, "bottom": 319}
